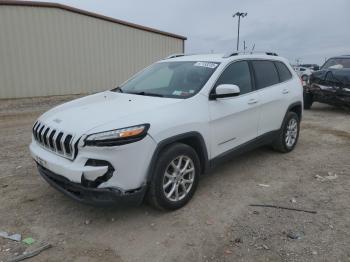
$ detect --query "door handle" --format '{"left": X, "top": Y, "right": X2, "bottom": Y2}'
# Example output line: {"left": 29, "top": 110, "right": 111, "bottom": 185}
{"left": 282, "top": 89, "right": 289, "bottom": 94}
{"left": 248, "top": 99, "right": 258, "bottom": 105}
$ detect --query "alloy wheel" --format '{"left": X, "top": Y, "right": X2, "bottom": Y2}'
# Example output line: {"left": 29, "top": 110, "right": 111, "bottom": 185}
{"left": 285, "top": 118, "right": 298, "bottom": 148}
{"left": 162, "top": 155, "right": 195, "bottom": 202}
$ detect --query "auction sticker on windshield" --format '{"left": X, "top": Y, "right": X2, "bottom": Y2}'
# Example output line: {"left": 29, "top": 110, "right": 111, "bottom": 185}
{"left": 194, "top": 62, "right": 218, "bottom": 69}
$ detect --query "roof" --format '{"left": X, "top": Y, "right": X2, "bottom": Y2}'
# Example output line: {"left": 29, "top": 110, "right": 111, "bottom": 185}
{"left": 0, "top": 1, "right": 187, "bottom": 40}
{"left": 165, "top": 54, "right": 226, "bottom": 62}
{"left": 162, "top": 53, "right": 288, "bottom": 63}
{"left": 331, "top": 55, "right": 350, "bottom": 58}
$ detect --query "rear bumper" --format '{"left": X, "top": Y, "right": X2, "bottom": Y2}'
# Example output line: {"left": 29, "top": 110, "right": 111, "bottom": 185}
{"left": 37, "top": 164, "right": 146, "bottom": 206}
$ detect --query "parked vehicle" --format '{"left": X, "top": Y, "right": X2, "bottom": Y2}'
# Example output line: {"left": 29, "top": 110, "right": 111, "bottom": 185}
{"left": 304, "top": 55, "right": 350, "bottom": 109}
{"left": 30, "top": 52, "right": 303, "bottom": 210}
{"left": 293, "top": 66, "right": 313, "bottom": 79}
{"left": 299, "top": 64, "right": 320, "bottom": 71}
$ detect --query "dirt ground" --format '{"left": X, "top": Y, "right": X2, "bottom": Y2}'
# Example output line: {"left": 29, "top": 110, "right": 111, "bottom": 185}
{"left": 0, "top": 96, "right": 349, "bottom": 262}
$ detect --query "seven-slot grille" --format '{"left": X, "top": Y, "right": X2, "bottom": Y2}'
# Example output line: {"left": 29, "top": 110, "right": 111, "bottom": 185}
{"left": 32, "top": 121, "right": 76, "bottom": 160}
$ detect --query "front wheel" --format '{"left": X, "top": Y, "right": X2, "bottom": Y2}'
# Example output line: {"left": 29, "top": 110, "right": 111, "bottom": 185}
{"left": 273, "top": 112, "right": 300, "bottom": 153}
{"left": 147, "top": 143, "right": 200, "bottom": 210}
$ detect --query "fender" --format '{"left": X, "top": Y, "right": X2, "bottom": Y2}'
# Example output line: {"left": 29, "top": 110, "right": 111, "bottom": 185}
{"left": 146, "top": 132, "right": 209, "bottom": 183}
{"left": 281, "top": 101, "right": 303, "bottom": 129}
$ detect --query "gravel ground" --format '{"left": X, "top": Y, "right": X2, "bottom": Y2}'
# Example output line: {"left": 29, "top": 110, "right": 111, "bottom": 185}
{"left": 0, "top": 96, "right": 349, "bottom": 262}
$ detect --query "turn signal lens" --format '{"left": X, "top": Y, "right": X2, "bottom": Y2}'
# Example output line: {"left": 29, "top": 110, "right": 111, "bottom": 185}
{"left": 119, "top": 127, "right": 145, "bottom": 138}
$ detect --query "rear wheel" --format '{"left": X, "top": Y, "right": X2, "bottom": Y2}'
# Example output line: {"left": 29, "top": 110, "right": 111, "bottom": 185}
{"left": 147, "top": 143, "right": 200, "bottom": 210}
{"left": 273, "top": 112, "right": 300, "bottom": 153}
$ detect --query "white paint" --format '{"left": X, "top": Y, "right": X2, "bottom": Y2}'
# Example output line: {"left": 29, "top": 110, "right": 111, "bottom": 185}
{"left": 29, "top": 53, "right": 303, "bottom": 195}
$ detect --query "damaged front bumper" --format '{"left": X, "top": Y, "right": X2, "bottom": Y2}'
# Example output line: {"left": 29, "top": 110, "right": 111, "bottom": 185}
{"left": 29, "top": 134, "right": 156, "bottom": 206}
{"left": 37, "top": 164, "right": 146, "bottom": 206}
{"left": 304, "top": 84, "right": 350, "bottom": 108}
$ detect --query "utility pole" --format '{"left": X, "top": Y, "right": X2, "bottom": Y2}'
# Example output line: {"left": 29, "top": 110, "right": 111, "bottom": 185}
{"left": 251, "top": 43, "right": 255, "bottom": 54}
{"left": 233, "top": 12, "right": 247, "bottom": 51}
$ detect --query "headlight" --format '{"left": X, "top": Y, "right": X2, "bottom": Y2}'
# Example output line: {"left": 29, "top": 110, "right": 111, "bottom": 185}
{"left": 85, "top": 124, "right": 150, "bottom": 147}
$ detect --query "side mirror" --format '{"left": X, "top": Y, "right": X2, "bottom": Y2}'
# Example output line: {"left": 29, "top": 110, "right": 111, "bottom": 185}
{"left": 209, "top": 84, "right": 240, "bottom": 100}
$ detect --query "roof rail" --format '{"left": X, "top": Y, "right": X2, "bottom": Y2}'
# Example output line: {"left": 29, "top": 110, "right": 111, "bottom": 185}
{"left": 265, "top": 52, "right": 279, "bottom": 56}
{"left": 223, "top": 51, "right": 279, "bottom": 58}
{"left": 222, "top": 52, "right": 240, "bottom": 58}
{"left": 165, "top": 53, "right": 186, "bottom": 59}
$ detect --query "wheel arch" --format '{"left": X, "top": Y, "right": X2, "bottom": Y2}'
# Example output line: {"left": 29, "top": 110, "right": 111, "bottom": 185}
{"left": 146, "top": 132, "right": 209, "bottom": 183}
{"left": 278, "top": 101, "right": 302, "bottom": 131}
{"left": 287, "top": 101, "right": 302, "bottom": 121}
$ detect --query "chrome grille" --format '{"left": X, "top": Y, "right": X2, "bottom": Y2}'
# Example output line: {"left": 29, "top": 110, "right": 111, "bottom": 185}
{"left": 32, "top": 121, "right": 77, "bottom": 160}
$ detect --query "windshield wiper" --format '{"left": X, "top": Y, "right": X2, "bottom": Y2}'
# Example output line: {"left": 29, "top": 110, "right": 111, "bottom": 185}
{"left": 128, "top": 91, "right": 164, "bottom": 97}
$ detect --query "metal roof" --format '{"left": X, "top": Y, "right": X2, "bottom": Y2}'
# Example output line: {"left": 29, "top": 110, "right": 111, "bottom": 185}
{"left": 0, "top": 1, "right": 187, "bottom": 40}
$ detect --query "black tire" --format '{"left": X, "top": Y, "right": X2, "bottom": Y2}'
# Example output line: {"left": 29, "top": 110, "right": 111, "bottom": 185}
{"left": 147, "top": 143, "right": 200, "bottom": 210}
{"left": 303, "top": 92, "right": 313, "bottom": 109}
{"left": 272, "top": 112, "right": 300, "bottom": 153}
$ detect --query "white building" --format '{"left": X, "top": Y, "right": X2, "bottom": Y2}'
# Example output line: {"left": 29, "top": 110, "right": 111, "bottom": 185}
{"left": 0, "top": 1, "right": 186, "bottom": 99}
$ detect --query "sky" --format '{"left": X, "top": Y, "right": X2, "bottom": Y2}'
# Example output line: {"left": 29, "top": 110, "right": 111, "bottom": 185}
{"left": 38, "top": 0, "right": 350, "bottom": 65}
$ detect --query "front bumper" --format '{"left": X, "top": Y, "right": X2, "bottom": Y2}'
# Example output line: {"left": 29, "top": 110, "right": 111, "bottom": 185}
{"left": 305, "top": 84, "right": 350, "bottom": 107}
{"left": 37, "top": 164, "right": 146, "bottom": 206}
{"left": 29, "top": 134, "right": 157, "bottom": 190}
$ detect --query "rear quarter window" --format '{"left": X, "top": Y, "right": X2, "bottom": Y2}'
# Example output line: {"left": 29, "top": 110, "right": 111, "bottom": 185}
{"left": 274, "top": 61, "right": 292, "bottom": 82}
{"left": 252, "top": 60, "right": 279, "bottom": 89}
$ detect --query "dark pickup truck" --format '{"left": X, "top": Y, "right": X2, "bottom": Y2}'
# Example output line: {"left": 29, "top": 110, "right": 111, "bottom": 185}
{"left": 304, "top": 55, "right": 350, "bottom": 110}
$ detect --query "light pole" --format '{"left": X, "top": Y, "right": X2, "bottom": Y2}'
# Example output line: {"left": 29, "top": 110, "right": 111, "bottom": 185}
{"left": 233, "top": 12, "right": 247, "bottom": 51}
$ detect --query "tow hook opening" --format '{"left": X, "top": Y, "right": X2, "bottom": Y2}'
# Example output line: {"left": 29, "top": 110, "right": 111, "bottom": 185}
{"left": 82, "top": 159, "right": 115, "bottom": 188}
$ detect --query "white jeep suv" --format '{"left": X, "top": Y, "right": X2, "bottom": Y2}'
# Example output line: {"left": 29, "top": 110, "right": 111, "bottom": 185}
{"left": 30, "top": 52, "right": 303, "bottom": 210}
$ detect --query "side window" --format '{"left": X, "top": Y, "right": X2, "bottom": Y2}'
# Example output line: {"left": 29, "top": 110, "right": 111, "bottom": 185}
{"left": 275, "top": 61, "right": 292, "bottom": 82}
{"left": 252, "top": 60, "right": 279, "bottom": 89}
{"left": 215, "top": 61, "right": 252, "bottom": 95}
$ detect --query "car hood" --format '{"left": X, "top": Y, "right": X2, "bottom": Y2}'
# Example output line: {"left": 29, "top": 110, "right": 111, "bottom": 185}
{"left": 38, "top": 91, "right": 182, "bottom": 135}
{"left": 310, "top": 68, "right": 350, "bottom": 88}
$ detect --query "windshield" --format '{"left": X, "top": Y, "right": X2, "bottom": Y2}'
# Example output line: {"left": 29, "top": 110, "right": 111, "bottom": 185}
{"left": 321, "top": 58, "right": 350, "bottom": 69}
{"left": 114, "top": 61, "right": 219, "bottom": 98}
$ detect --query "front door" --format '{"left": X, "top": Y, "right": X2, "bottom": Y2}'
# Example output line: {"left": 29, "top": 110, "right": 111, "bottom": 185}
{"left": 209, "top": 61, "right": 260, "bottom": 158}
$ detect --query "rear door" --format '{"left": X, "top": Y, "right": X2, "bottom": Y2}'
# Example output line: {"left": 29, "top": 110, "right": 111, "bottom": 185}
{"left": 209, "top": 60, "right": 260, "bottom": 158}
{"left": 251, "top": 60, "right": 292, "bottom": 135}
